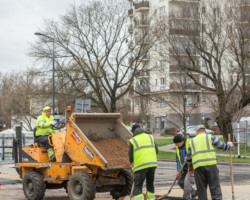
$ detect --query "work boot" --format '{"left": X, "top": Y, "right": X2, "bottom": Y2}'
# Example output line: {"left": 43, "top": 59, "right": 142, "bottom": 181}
{"left": 47, "top": 148, "right": 56, "bottom": 162}
{"left": 191, "top": 190, "right": 198, "bottom": 200}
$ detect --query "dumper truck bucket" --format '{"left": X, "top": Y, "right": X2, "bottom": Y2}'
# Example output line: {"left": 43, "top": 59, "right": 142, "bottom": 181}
{"left": 64, "top": 113, "right": 132, "bottom": 169}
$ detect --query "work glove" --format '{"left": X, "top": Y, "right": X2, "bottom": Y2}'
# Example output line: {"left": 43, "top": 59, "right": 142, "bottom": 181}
{"left": 188, "top": 167, "right": 194, "bottom": 174}
{"left": 49, "top": 122, "right": 57, "bottom": 127}
{"left": 227, "top": 141, "right": 234, "bottom": 149}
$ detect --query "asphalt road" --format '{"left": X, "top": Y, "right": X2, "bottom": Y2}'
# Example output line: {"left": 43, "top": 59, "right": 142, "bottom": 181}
{"left": 1, "top": 161, "right": 250, "bottom": 200}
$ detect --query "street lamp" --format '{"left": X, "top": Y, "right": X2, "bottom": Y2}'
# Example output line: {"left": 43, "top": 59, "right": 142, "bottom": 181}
{"left": 34, "top": 32, "right": 55, "bottom": 115}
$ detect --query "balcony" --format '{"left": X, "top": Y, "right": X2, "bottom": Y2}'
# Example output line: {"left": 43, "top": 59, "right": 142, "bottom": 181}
{"left": 128, "top": 42, "right": 133, "bottom": 50}
{"left": 135, "top": 86, "right": 151, "bottom": 93}
{"left": 169, "top": 0, "right": 200, "bottom": 4}
{"left": 138, "top": 20, "right": 150, "bottom": 28}
{"left": 137, "top": 70, "right": 150, "bottom": 78}
{"left": 169, "top": 28, "right": 200, "bottom": 36}
{"left": 169, "top": 65, "right": 200, "bottom": 73}
{"left": 128, "top": 26, "right": 133, "bottom": 34}
{"left": 128, "top": 9, "right": 133, "bottom": 18}
{"left": 128, "top": 0, "right": 133, "bottom": 2}
{"left": 135, "top": 1, "right": 150, "bottom": 12}
{"left": 169, "top": 12, "right": 200, "bottom": 20}
{"left": 170, "top": 83, "right": 200, "bottom": 91}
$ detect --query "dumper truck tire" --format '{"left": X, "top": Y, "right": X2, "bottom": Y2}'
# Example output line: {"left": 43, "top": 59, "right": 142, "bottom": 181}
{"left": 68, "top": 171, "right": 96, "bottom": 200}
{"left": 23, "top": 171, "right": 46, "bottom": 200}
{"left": 110, "top": 169, "right": 133, "bottom": 200}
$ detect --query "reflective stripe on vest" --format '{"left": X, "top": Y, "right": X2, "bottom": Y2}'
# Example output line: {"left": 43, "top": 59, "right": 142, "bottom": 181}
{"left": 129, "top": 133, "right": 157, "bottom": 172}
{"left": 176, "top": 139, "right": 189, "bottom": 172}
{"left": 190, "top": 134, "right": 217, "bottom": 170}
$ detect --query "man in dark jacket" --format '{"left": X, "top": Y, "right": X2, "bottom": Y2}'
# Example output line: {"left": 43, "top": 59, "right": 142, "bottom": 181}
{"left": 173, "top": 134, "right": 197, "bottom": 199}
{"left": 128, "top": 124, "right": 158, "bottom": 200}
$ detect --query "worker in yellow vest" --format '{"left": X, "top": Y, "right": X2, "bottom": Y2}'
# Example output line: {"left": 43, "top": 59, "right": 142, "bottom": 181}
{"left": 173, "top": 134, "right": 197, "bottom": 199}
{"left": 128, "top": 124, "right": 158, "bottom": 200}
{"left": 35, "top": 106, "right": 57, "bottom": 161}
{"left": 187, "top": 125, "right": 233, "bottom": 200}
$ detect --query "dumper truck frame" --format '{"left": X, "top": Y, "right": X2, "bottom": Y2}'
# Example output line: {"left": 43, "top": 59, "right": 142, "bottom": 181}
{"left": 14, "top": 113, "right": 133, "bottom": 200}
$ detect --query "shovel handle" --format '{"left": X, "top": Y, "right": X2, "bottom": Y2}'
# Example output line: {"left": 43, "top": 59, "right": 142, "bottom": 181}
{"left": 157, "top": 160, "right": 187, "bottom": 200}
{"left": 228, "top": 134, "right": 235, "bottom": 200}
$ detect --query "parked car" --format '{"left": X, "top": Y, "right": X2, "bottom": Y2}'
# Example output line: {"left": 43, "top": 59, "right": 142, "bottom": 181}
{"left": 182, "top": 125, "right": 214, "bottom": 138}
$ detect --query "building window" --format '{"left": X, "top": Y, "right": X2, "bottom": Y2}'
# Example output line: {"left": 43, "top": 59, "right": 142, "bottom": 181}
{"left": 202, "top": 77, "right": 207, "bottom": 86}
{"left": 183, "top": 76, "right": 192, "bottom": 84}
{"left": 155, "top": 79, "right": 158, "bottom": 86}
{"left": 135, "top": 98, "right": 139, "bottom": 106}
{"left": 160, "top": 61, "right": 167, "bottom": 71}
{"left": 160, "top": 78, "right": 166, "bottom": 91}
{"left": 202, "top": 6, "right": 206, "bottom": 14}
{"left": 202, "top": 94, "right": 207, "bottom": 103}
{"left": 213, "top": 8, "right": 220, "bottom": 18}
{"left": 214, "top": 60, "right": 218, "bottom": 69}
{"left": 160, "top": 96, "right": 167, "bottom": 107}
{"left": 184, "top": 95, "right": 192, "bottom": 106}
{"left": 159, "top": 6, "right": 166, "bottom": 19}
{"left": 146, "top": 98, "right": 150, "bottom": 108}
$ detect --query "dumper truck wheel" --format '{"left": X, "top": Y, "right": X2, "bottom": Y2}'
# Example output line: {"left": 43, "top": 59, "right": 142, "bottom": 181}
{"left": 68, "top": 171, "right": 96, "bottom": 200}
{"left": 110, "top": 169, "right": 133, "bottom": 200}
{"left": 23, "top": 171, "right": 46, "bottom": 200}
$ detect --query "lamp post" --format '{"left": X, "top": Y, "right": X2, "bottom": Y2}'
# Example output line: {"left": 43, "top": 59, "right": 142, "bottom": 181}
{"left": 34, "top": 32, "right": 55, "bottom": 115}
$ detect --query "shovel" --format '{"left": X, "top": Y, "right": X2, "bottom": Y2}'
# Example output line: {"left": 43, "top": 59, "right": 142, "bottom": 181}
{"left": 157, "top": 160, "right": 187, "bottom": 200}
{"left": 124, "top": 182, "right": 135, "bottom": 200}
{"left": 228, "top": 133, "right": 235, "bottom": 200}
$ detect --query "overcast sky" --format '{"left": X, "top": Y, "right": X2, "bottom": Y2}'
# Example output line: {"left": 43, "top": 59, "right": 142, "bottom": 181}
{"left": 0, "top": 0, "right": 82, "bottom": 73}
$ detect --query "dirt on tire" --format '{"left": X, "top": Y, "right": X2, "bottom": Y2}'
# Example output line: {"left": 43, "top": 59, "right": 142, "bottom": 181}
{"left": 91, "top": 139, "right": 130, "bottom": 167}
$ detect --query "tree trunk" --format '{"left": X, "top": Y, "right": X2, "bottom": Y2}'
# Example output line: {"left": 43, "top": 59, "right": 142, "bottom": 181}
{"left": 216, "top": 115, "right": 233, "bottom": 142}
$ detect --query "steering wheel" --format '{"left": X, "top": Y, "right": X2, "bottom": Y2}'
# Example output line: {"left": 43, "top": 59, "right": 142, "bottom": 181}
{"left": 51, "top": 122, "right": 66, "bottom": 130}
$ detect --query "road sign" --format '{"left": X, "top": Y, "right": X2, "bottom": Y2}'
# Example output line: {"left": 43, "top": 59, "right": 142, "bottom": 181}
{"left": 75, "top": 99, "right": 91, "bottom": 113}
{"left": 202, "top": 112, "right": 205, "bottom": 120}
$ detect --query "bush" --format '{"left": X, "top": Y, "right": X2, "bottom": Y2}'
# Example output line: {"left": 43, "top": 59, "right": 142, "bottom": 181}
{"left": 164, "top": 127, "right": 176, "bottom": 135}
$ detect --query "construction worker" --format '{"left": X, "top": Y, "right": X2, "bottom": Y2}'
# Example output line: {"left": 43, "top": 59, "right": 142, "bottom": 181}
{"left": 173, "top": 134, "right": 197, "bottom": 199}
{"left": 35, "top": 106, "right": 57, "bottom": 161}
{"left": 128, "top": 124, "right": 158, "bottom": 200}
{"left": 187, "top": 125, "right": 233, "bottom": 200}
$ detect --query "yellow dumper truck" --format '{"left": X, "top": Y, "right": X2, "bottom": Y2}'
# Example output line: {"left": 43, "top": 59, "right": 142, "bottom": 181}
{"left": 15, "top": 113, "right": 133, "bottom": 200}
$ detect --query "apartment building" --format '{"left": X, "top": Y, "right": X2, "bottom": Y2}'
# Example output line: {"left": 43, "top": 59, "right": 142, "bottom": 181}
{"left": 128, "top": 0, "right": 249, "bottom": 131}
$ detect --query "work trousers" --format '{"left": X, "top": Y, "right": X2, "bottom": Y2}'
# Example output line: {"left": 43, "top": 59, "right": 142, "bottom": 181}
{"left": 134, "top": 167, "right": 156, "bottom": 197}
{"left": 177, "top": 170, "right": 187, "bottom": 189}
{"left": 194, "top": 165, "right": 222, "bottom": 200}
{"left": 178, "top": 171, "right": 196, "bottom": 199}
{"left": 37, "top": 135, "right": 53, "bottom": 150}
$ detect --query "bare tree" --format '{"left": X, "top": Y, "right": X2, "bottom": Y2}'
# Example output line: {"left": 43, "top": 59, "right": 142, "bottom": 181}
{"left": 161, "top": 0, "right": 250, "bottom": 141}
{"left": 29, "top": 0, "right": 157, "bottom": 113}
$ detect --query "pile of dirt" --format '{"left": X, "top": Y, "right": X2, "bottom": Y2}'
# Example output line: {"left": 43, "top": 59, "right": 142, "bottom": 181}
{"left": 91, "top": 139, "right": 130, "bottom": 167}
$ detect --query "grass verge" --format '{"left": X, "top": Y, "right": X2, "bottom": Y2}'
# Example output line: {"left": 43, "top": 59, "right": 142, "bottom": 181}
{"left": 160, "top": 133, "right": 174, "bottom": 137}
{"left": 155, "top": 139, "right": 173, "bottom": 147}
{"left": 157, "top": 151, "right": 250, "bottom": 163}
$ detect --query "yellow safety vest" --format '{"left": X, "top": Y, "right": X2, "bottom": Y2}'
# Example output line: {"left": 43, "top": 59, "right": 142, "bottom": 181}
{"left": 190, "top": 134, "right": 217, "bottom": 170}
{"left": 129, "top": 132, "right": 157, "bottom": 173}
{"left": 35, "top": 112, "right": 56, "bottom": 136}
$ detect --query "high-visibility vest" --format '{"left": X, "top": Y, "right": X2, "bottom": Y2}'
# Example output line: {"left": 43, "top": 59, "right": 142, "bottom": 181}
{"left": 35, "top": 112, "right": 56, "bottom": 136}
{"left": 190, "top": 134, "right": 217, "bottom": 170}
{"left": 176, "top": 139, "right": 189, "bottom": 172}
{"left": 129, "top": 132, "right": 157, "bottom": 173}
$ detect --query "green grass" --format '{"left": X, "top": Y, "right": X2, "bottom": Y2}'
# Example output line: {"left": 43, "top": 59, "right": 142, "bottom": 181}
{"left": 160, "top": 133, "right": 174, "bottom": 137}
{"left": 217, "top": 155, "right": 250, "bottom": 163}
{"left": 155, "top": 139, "right": 174, "bottom": 147}
{"left": 157, "top": 151, "right": 176, "bottom": 159}
{"left": 157, "top": 151, "right": 250, "bottom": 163}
